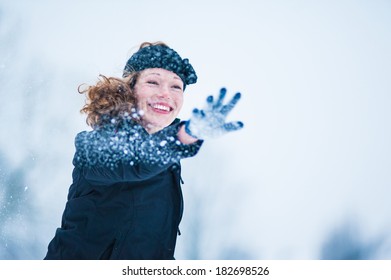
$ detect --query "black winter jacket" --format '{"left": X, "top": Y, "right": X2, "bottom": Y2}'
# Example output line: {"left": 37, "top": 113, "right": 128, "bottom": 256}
{"left": 45, "top": 119, "right": 202, "bottom": 259}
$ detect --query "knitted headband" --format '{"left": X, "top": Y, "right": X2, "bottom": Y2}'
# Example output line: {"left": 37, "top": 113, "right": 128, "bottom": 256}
{"left": 123, "top": 44, "right": 197, "bottom": 89}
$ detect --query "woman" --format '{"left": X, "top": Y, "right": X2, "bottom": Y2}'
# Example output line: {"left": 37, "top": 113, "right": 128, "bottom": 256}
{"left": 45, "top": 42, "right": 243, "bottom": 260}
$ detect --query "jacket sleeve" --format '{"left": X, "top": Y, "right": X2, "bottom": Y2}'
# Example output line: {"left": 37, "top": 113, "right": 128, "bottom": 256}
{"left": 74, "top": 121, "right": 203, "bottom": 185}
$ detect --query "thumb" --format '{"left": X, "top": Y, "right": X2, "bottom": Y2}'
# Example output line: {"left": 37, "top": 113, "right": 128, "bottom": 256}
{"left": 222, "top": 121, "right": 244, "bottom": 132}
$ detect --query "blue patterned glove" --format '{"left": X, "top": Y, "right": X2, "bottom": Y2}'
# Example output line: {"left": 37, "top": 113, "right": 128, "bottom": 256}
{"left": 185, "top": 88, "right": 244, "bottom": 139}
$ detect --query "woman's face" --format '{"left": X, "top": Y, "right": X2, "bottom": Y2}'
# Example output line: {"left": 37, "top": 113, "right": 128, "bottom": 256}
{"left": 134, "top": 68, "right": 184, "bottom": 134}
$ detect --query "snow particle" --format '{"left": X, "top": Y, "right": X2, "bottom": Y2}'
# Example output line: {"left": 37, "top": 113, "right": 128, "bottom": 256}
{"left": 159, "top": 140, "right": 167, "bottom": 147}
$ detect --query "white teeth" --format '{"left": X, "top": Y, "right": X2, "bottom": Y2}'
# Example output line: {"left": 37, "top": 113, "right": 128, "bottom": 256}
{"left": 152, "top": 104, "right": 170, "bottom": 112}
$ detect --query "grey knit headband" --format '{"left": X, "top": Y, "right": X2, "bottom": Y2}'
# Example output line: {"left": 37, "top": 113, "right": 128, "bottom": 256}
{"left": 123, "top": 44, "right": 197, "bottom": 88}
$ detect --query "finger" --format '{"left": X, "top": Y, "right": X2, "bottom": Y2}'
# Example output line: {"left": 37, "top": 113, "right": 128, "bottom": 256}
{"left": 192, "top": 108, "right": 206, "bottom": 119}
{"left": 192, "top": 108, "right": 202, "bottom": 119}
{"left": 213, "top": 88, "right": 227, "bottom": 109}
{"left": 222, "top": 121, "right": 244, "bottom": 132}
{"left": 220, "top": 92, "right": 241, "bottom": 115}
{"left": 205, "top": 95, "right": 214, "bottom": 111}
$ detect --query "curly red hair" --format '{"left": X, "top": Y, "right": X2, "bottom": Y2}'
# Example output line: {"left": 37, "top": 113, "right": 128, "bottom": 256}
{"left": 79, "top": 74, "right": 139, "bottom": 128}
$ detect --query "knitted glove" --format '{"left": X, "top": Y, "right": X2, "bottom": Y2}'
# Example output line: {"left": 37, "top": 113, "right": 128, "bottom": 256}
{"left": 184, "top": 88, "right": 244, "bottom": 139}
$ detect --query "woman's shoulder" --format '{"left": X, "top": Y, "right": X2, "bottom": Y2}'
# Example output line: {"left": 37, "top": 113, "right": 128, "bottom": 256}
{"left": 72, "top": 119, "right": 146, "bottom": 168}
{"left": 74, "top": 130, "right": 98, "bottom": 147}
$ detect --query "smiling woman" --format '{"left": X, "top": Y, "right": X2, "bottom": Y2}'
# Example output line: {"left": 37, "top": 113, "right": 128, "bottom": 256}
{"left": 44, "top": 41, "right": 243, "bottom": 260}
{"left": 44, "top": 41, "right": 203, "bottom": 260}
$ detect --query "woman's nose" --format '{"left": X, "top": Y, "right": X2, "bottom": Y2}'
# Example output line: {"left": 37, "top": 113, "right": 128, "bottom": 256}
{"left": 158, "top": 85, "right": 171, "bottom": 98}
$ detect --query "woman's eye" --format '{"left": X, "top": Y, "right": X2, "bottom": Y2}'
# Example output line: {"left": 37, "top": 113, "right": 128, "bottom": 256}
{"left": 147, "top": 80, "right": 159, "bottom": 85}
{"left": 172, "top": 85, "right": 183, "bottom": 90}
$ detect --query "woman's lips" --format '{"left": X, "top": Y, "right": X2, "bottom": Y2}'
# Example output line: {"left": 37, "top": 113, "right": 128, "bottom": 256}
{"left": 148, "top": 102, "right": 173, "bottom": 114}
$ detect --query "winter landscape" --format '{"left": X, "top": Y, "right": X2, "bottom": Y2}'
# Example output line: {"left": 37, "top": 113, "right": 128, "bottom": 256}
{"left": 1, "top": 0, "right": 391, "bottom": 259}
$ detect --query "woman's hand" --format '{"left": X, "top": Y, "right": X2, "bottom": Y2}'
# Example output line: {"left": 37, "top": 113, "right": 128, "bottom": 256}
{"left": 184, "top": 88, "right": 244, "bottom": 140}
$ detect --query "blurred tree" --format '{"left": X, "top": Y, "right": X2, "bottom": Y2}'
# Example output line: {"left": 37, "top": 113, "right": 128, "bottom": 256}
{"left": 320, "top": 220, "right": 384, "bottom": 260}
{"left": 0, "top": 153, "right": 39, "bottom": 259}
{"left": 0, "top": 4, "right": 58, "bottom": 259}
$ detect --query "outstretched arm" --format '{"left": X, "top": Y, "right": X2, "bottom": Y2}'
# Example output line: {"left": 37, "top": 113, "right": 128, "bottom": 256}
{"left": 75, "top": 121, "right": 202, "bottom": 185}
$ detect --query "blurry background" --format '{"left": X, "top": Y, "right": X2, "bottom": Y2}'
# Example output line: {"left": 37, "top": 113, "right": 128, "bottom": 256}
{"left": 0, "top": 0, "right": 390, "bottom": 259}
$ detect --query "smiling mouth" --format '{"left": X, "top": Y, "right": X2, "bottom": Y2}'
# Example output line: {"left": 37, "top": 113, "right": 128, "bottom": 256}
{"left": 149, "top": 102, "right": 173, "bottom": 113}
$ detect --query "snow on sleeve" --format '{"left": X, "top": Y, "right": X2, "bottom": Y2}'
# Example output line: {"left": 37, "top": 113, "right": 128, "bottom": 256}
{"left": 73, "top": 117, "right": 202, "bottom": 169}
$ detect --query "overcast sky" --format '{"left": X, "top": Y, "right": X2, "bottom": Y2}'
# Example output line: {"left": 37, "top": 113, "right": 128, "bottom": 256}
{"left": 1, "top": 0, "right": 391, "bottom": 259}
